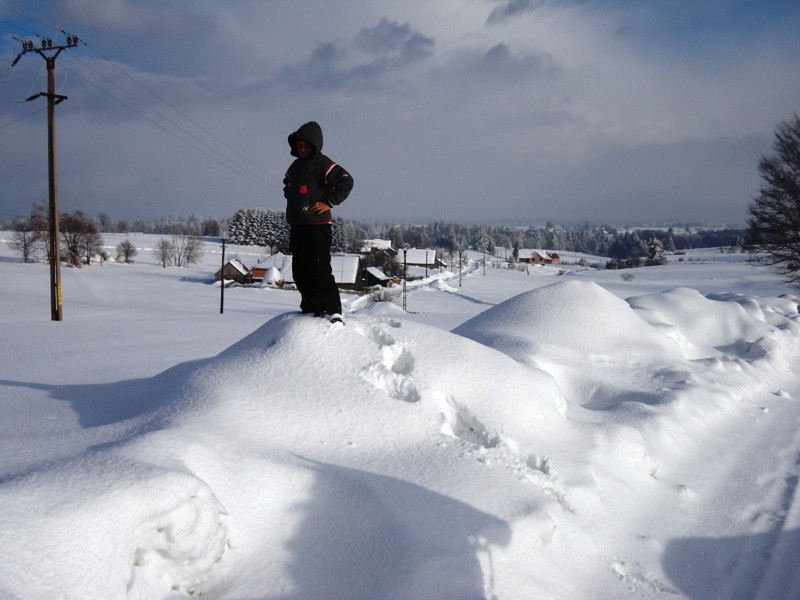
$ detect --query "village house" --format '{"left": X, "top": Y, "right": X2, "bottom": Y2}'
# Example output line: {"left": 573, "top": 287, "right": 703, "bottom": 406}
{"left": 360, "top": 239, "right": 395, "bottom": 254}
{"left": 215, "top": 259, "right": 251, "bottom": 285}
{"left": 401, "top": 248, "right": 444, "bottom": 270}
{"left": 253, "top": 253, "right": 363, "bottom": 289}
{"left": 518, "top": 250, "right": 561, "bottom": 265}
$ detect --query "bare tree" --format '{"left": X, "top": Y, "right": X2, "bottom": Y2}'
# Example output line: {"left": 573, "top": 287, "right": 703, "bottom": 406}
{"left": 30, "top": 203, "right": 51, "bottom": 261}
{"left": 153, "top": 238, "right": 174, "bottom": 268}
{"left": 60, "top": 211, "right": 104, "bottom": 267}
{"left": 80, "top": 229, "right": 105, "bottom": 265}
{"left": 170, "top": 234, "right": 203, "bottom": 267}
{"left": 746, "top": 113, "right": 800, "bottom": 286}
{"left": 116, "top": 239, "right": 137, "bottom": 263}
{"left": 7, "top": 219, "right": 44, "bottom": 263}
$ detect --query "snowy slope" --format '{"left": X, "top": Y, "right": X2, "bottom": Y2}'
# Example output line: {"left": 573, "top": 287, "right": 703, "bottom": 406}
{"left": 0, "top": 233, "right": 799, "bottom": 599}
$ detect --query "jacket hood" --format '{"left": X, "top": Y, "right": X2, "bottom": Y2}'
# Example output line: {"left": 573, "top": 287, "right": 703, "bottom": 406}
{"left": 288, "top": 121, "right": 323, "bottom": 157}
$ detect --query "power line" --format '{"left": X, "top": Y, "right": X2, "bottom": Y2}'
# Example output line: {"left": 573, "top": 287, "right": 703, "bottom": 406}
{"left": 0, "top": 2, "right": 62, "bottom": 35}
{"left": 1, "top": 5, "right": 286, "bottom": 197}
{"left": 0, "top": 105, "right": 46, "bottom": 130}
{"left": 60, "top": 58, "right": 280, "bottom": 192}
{"left": 80, "top": 40, "right": 285, "bottom": 188}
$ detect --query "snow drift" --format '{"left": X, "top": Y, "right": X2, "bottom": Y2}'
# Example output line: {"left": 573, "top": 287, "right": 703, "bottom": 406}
{"left": 1, "top": 271, "right": 799, "bottom": 599}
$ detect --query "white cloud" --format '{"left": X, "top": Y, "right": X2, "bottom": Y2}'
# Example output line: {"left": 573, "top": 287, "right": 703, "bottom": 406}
{"left": 1, "top": 0, "right": 798, "bottom": 224}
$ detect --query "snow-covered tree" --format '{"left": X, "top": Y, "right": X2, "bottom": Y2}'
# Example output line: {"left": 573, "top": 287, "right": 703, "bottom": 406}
{"left": 645, "top": 238, "right": 666, "bottom": 266}
{"left": 332, "top": 216, "right": 346, "bottom": 252}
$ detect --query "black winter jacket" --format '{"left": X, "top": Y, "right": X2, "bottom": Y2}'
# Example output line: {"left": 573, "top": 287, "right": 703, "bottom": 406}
{"left": 283, "top": 121, "right": 353, "bottom": 226}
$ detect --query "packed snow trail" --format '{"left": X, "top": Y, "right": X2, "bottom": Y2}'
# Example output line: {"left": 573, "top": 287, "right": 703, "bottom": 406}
{"left": 453, "top": 280, "right": 800, "bottom": 599}
{"left": 657, "top": 379, "right": 800, "bottom": 600}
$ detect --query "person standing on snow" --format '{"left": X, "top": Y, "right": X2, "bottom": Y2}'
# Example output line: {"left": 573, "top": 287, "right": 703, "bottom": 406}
{"left": 283, "top": 121, "right": 353, "bottom": 322}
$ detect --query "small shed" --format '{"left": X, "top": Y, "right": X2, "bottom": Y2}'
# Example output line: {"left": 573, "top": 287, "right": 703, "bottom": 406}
{"left": 215, "top": 259, "right": 251, "bottom": 284}
{"left": 364, "top": 266, "right": 391, "bottom": 287}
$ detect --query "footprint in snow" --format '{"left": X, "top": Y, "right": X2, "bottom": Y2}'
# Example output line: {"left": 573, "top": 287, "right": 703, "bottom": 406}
{"left": 356, "top": 320, "right": 420, "bottom": 403}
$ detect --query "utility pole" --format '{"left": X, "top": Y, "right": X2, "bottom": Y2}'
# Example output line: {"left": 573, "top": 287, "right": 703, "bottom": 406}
{"left": 219, "top": 238, "right": 226, "bottom": 314}
{"left": 12, "top": 34, "right": 79, "bottom": 321}
{"left": 402, "top": 245, "right": 409, "bottom": 312}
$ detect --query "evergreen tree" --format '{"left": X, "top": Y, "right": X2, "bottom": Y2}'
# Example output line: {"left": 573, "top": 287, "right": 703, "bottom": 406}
{"left": 264, "top": 210, "right": 290, "bottom": 253}
{"left": 646, "top": 238, "right": 666, "bottom": 266}
{"left": 227, "top": 209, "right": 248, "bottom": 244}
{"left": 332, "top": 216, "right": 347, "bottom": 253}
{"left": 746, "top": 113, "right": 800, "bottom": 286}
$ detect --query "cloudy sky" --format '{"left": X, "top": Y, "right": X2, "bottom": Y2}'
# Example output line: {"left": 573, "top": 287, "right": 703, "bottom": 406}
{"left": 1, "top": 0, "right": 799, "bottom": 227}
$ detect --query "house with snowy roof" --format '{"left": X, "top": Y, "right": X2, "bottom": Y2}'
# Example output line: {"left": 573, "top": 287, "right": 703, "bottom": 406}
{"left": 361, "top": 239, "right": 394, "bottom": 254}
{"left": 518, "top": 250, "right": 560, "bottom": 265}
{"left": 401, "top": 248, "right": 443, "bottom": 269}
{"left": 330, "top": 255, "right": 362, "bottom": 288}
{"left": 364, "top": 266, "right": 391, "bottom": 287}
{"left": 215, "top": 259, "right": 251, "bottom": 285}
{"left": 251, "top": 252, "right": 291, "bottom": 284}
{"left": 253, "top": 253, "right": 363, "bottom": 288}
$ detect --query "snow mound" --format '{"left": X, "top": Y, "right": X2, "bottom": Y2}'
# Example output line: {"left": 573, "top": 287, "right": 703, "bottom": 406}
{"left": 627, "top": 287, "right": 789, "bottom": 359}
{"left": 453, "top": 280, "right": 689, "bottom": 412}
{"left": 260, "top": 266, "right": 283, "bottom": 285}
{"left": 453, "top": 280, "right": 682, "bottom": 366}
{"left": 0, "top": 456, "right": 227, "bottom": 598}
{"left": 430, "top": 278, "right": 459, "bottom": 293}
{"left": 453, "top": 280, "right": 799, "bottom": 416}
{"left": 0, "top": 312, "right": 571, "bottom": 599}
{"left": 2, "top": 281, "right": 799, "bottom": 599}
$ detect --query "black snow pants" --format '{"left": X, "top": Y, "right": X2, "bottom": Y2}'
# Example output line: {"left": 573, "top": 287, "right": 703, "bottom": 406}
{"left": 290, "top": 224, "right": 342, "bottom": 316}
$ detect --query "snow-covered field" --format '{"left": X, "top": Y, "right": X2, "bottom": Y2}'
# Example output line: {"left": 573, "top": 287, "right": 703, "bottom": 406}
{"left": 1, "top": 232, "right": 799, "bottom": 600}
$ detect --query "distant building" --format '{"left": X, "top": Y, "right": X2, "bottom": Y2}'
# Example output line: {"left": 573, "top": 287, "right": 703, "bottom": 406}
{"left": 361, "top": 239, "right": 394, "bottom": 253}
{"left": 330, "top": 255, "right": 361, "bottom": 288}
{"left": 215, "top": 259, "right": 251, "bottom": 284}
{"left": 518, "top": 250, "right": 560, "bottom": 265}
{"left": 253, "top": 253, "right": 362, "bottom": 287}
{"left": 364, "top": 266, "right": 391, "bottom": 287}
{"left": 402, "top": 248, "right": 443, "bottom": 269}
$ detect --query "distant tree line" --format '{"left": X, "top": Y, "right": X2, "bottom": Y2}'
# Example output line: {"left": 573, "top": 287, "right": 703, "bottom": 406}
{"left": 91, "top": 212, "right": 222, "bottom": 237}
{"left": 225, "top": 207, "right": 360, "bottom": 254}
{"left": 5, "top": 203, "right": 203, "bottom": 267}
{"left": 5, "top": 202, "right": 746, "bottom": 267}
{"left": 224, "top": 208, "right": 745, "bottom": 269}
{"left": 6, "top": 205, "right": 105, "bottom": 266}
{"left": 227, "top": 208, "right": 289, "bottom": 252}
{"left": 223, "top": 211, "right": 746, "bottom": 263}
{"left": 347, "top": 220, "right": 746, "bottom": 265}
{"left": 1, "top": 209, "right": 221, "bottom": 238}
